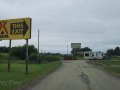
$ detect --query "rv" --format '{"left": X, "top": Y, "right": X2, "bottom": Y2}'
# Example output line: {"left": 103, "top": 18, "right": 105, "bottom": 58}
{"left": 84, "top": 51, "right": 104, "bottom": 60}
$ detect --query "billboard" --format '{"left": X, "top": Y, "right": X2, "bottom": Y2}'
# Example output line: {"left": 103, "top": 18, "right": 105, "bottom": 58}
{"left": 71, "top": 43, "right": 81, "bottom": 49}
{"left": 0, "top": 18, "right": 31, "bottom": 40}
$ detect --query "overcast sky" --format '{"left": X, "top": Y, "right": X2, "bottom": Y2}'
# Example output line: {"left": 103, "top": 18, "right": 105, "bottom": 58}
{"left": 0, "top": 0, "right": 120, "bottom": 54}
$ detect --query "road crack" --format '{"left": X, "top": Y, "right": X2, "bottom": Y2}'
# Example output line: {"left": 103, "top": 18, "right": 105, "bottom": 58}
{"left": 80, "top": 72, "right": 91, "bottom": 90}
{"left": 77, "top": 62, "right": 92, "bottom": 90}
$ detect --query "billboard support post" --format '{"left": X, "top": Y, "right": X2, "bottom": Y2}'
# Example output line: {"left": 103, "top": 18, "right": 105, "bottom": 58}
{"left": 8, "top": 39, "right": 11, "bottom": 72}
{"left": 26, "top": 39, "right": 28, "bottom": 74}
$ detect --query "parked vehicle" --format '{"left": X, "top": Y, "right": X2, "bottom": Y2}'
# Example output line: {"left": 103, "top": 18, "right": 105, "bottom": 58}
{"left": 84, "top": 51, "right": 92, "bottom": 60}
{"left": 84, "top": 51, "right": 104, "bottom": 60}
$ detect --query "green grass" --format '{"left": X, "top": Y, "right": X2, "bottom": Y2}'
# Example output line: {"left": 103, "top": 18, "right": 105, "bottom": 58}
{"left": 0, "top": 53, "right": 9, "bottom": 56}
{"left": 104, "top": 66, "right": 120, "bottom": 74}
{"left": 77, "top": 56, "right": 84, "bottom": 60}
{"left": 0, "top": 61, "right": 62, "bottom": 90}
{"left": 88, "top": 60, "right": 120, "bottom": 76}
{"left": 112, "top": 56, "right": 120, "bottom": 60}
{"left": 91, "top": 60, "right": 120, "bottom": 65}
{"left": 0, "top": 53, "right": 20, "bottom": 63}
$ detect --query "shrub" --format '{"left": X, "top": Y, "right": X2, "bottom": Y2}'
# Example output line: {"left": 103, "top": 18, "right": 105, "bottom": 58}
{"left": 10, "top": 45, "right": 38, "bottom": 60}
{"left": 28, "top": 53, "right": 38, "bottom": 63}
{"left": 41, "top": 54, "right": 60, "bottom": 62}
{"left": 28, "top": 53, "right": 61, "bottom": 64}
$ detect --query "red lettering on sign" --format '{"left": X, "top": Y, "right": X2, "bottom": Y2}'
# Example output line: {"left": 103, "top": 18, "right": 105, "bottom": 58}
{"left": 0, "top": 22, "right": 2, "bottom": 30}
{"left": 0, "top": 21, "right": 8, "bottom": 34}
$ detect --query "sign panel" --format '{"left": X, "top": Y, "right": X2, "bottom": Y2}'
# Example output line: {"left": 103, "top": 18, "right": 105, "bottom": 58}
{"left": 71, "top": 43, "right": 81, "bottom": 49}
{"left": 0, "top": 18, "right": 31, "bottom": 40}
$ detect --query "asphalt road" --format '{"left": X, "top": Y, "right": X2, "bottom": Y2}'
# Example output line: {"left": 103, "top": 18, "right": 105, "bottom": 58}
{"left": 23, "top": 60, "right": 120, "bottom": 90}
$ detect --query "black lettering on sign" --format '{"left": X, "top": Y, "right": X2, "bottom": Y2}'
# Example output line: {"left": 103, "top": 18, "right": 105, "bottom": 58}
{"left": 0, "top": 35, "right": 9, "bottom": 38}
{"left": 11, "top": 23, "right": 23, "bottom": 29}
{"left": 10, "top": 20, "right": 28, "bottom": 36}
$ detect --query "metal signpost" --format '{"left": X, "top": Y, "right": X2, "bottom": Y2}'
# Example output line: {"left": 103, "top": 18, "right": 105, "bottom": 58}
{"left": 8, "top": 39, "right": 11, "bottom": 72}
{"left": 26, "top": 39, "right": 29, "bottom": 74}
{"left": 0, "top": 17, "right": 31, "bottom": 74}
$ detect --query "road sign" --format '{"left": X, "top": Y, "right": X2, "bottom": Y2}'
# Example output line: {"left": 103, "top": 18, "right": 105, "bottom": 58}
{"left": 0, "top": 18, "right": 31, "bottom": 40}
{"left": 71, "top": 43, "right": 81, "bottom": 49}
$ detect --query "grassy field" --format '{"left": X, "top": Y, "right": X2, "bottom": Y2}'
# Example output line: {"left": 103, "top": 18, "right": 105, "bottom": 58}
{"left": 0, "top": 61, "right": 62, "bottom": 90}
{"left": 104, "top": 66, "right": 120, "bottom": 75}
{"left": 88, "top": 60, "right": 120, "bottom": 76}
{"left": 112, "top": 56, "right": 120, "bottom": 60}
{"left": 91, "top": 60, "right": 120, "bottom": 65}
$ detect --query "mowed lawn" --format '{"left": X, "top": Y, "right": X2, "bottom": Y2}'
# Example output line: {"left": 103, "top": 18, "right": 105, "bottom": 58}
{"left": 0, "top": 61, "right": 61, "bottom": 90}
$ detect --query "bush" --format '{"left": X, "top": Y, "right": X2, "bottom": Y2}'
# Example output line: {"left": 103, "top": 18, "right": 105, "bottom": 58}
{"left": 28, "top": 53, "right": 61, "bottom": 64}
{"left": 28, "top": 53, "right": 38, "bottom": 63}
{"left": 41, "top": 54, "right": 60, "bottom": 62}
{"left": 10, "top": 45, "right": 38, "bottom": 60}
{"left": 0, "top": 53, "right": 6, "bottom": 60}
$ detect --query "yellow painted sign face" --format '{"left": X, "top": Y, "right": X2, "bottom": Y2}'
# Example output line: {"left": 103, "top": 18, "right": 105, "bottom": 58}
{"left": 71, "top": 43, "right": 81, "bottom": 49}
{"left": 0, "top": 18, "right": 31, "bottom": 40}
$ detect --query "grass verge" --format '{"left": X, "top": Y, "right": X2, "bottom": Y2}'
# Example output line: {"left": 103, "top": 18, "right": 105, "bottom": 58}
{"left": 77, "top": 56, "right": 84, "bottom": 60}
{"left": 112, "top": 56, "right": 120, "bottom": 60}
{"left": 0, "top": 61, "right": 62, "bottom": 90}
{"left": 88, "top": 60, "right": 120, "bottom": 76}
{"left": 104, "top": 66, "right": 120, "bottom": 75}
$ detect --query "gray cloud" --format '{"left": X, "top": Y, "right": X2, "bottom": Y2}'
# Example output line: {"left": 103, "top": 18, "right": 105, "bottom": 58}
{"left": 0, "top": 0, "right": 120, "bottom": 53}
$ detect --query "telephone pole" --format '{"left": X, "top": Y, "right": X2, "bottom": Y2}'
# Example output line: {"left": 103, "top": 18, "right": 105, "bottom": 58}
{"left": 67, "top": 44, "right": 68, "bottom": 54}
{"left": 37, "top": 30, "right": 40, "bottom": 63}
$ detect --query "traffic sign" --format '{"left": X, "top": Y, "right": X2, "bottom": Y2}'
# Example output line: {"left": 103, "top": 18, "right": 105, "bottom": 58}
{"left": 0, "top": 18, "right": 31, "bottom": 40}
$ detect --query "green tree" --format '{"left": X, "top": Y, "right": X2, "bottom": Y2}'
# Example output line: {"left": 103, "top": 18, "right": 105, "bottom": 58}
{"left": 106, "top": 49, "right": 114, "bottom": 56}
{"left": 71, "top": 47, "right": 92, "bottom": 56}
{"left": 10, "top": 45, "right": 37, "bottom": 59}
{"left": 114, "top": 47, "right": 120, "bottom": 56}
{"left": 0, "top": 46, "right": 9, "bottom": 53}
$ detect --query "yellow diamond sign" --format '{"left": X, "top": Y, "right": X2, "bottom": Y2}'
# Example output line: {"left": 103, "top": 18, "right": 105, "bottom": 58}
{"left": 0, "top": 18, "right": 31, "bottom": 40}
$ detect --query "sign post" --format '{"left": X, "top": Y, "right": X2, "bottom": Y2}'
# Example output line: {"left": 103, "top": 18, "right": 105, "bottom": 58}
{"left": 8, "top": 39, "right": 11, "bottom": 72}
{"left": 0, "top": 18, "right": 31, "bottom": 74}
{"left": 26, "top": 39, "right": 28, "bottom": 74}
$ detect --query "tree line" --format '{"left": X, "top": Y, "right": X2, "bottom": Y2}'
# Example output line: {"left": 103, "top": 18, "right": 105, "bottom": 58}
{"left": 106, "top": 47, "right": 120, "bottom": 56}
{"left": 0, "top": 45, "right": 61, "bottom": 63}
{"left": 0, "top": 46, "right": 9, "bottom": 53}
{"left": 10, "top": 45, "right": 38, "bottom": 59}
{"left": 71, "top": 47, "right": 92, "bottom": 56}
{"left": 0, "top": 45, "right": 37, "bottom": 59}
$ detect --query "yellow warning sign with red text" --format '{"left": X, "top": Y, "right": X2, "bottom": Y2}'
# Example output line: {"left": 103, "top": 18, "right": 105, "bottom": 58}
{"left": 0, "top": 18, "right": 31, "bottom": 40}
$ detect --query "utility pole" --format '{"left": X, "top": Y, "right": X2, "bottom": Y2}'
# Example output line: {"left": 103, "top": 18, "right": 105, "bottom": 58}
{"left": 67, "top": 44, "right": 68, "bottom": 54}
{"left": 37, "top": 30, "right": 40, "bottom": 63}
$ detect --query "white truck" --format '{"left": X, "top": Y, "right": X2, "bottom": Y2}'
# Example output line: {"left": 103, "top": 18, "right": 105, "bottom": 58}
{"left": 84, "top": 51, "right": 104, "bottom": 60}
